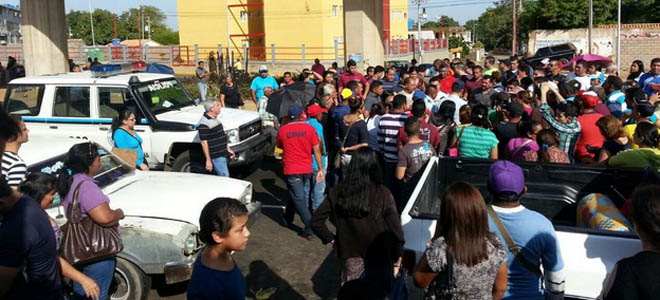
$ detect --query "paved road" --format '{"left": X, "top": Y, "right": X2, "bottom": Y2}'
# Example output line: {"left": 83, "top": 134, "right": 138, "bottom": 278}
{"left": 148, "top": 160, "right": 342, "bottom": 299}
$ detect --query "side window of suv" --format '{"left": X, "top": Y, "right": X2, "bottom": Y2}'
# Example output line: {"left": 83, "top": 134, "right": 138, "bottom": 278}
{"left": 53, "top": 87, "right": 91, "bottom": 117}
{"left": 98, "top": 87, "right": 138, "bottom": 118}
{"left": 5, "top": 85, "right": 45, "bottom": 116}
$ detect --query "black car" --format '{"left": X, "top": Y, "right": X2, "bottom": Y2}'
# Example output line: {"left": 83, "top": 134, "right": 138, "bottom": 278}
{"left": 524, "top": 43, "right": 577, "bottom": 68}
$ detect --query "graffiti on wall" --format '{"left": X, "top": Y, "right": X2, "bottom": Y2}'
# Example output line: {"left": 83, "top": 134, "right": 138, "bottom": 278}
{"left": 621, "top": 33, "right": 660, "bottom": 40}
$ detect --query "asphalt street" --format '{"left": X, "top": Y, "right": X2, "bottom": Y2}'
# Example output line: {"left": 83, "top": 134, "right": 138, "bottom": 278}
{"left": 148, "top": 159, "right": 343, "bottom": 300}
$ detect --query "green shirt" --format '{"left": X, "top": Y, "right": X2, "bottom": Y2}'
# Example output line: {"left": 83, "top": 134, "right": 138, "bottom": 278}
{"left": 608, "top": 147, "right": 660, "bottom": 169}
{"left": 457, "top": 125, "right": 499, "bottom": 159}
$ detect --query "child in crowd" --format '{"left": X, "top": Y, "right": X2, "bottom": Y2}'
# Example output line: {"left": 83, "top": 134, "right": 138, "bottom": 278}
{"left": 187, "top": 198, "right": 250, "bottom": 300}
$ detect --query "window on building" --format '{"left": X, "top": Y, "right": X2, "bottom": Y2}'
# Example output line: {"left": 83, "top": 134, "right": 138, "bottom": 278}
{"left": 332, "top": 5, "right": 338, "bottom": 17}
{"left": 53, "top": 87, "right": 90, "bottom": 117}
{"left": 240, "top": 11, "right": 248, "bottom": 22}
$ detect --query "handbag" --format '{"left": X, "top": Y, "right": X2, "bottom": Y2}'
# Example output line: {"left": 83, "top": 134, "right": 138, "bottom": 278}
{"left": 333, "top": 120, "right": 355, "bottom": 169}
{"left": 448, "top": 126, "right": 466, "bottom": 157}
{"left": 111, "top": 148, "right": 138, "bottom": 167}
{"left": 424, "top": 251, "right": 458, "bottom": 300}
{"left": 59, "top": 181, "right": 123, "bottom": 266}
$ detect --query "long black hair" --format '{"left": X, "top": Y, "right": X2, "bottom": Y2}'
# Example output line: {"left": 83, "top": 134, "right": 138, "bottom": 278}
{"left": 55, "top": 142, "right": 100, "bottom": 197}
{"left": 334, "top": 148, "right": 383, "bottom": 218}
{"left": 429, "top": 100, "right": 456, "bottom": 127}
{"left": 635, "top": 122, "right": 660, "bottom": 148}
{"left": 111, "top": 110, "right": 135, "bottom": 136}
{"left": 627, "top": 60, "right": 645, "bottom": 81}
{"left": 20, "top": 172, "right": 56, "bottom": 204}
{"left": 470, "top": 104, "right": 491, "bottom": 129}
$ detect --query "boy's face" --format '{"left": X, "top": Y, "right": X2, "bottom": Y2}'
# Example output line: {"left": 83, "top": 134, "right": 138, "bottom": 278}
{"left": 214, "top": 214, "right": 250, "bottom": 251}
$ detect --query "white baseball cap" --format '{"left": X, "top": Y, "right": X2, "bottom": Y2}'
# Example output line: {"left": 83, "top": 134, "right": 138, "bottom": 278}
{"left": 259, "top": 65, "right": 268, "bottom": 72}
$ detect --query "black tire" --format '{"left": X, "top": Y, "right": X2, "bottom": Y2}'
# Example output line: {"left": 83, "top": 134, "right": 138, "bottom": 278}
{"left": 171, "top": 150, "right": 205, "bottom": 173}
{"left": 110, "top": 258, "right": 151, "bottom": 300}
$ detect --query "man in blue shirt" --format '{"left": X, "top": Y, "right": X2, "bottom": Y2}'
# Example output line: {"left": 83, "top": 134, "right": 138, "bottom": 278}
{"left": 250, "top": 65, "right": 279, "bottom": 105}
{"left": 486, "top": 161, "right": 566, "bottom": 300}
{"left": 639, "top": 57, "right": 660, "bottom": 98}
{"left": 305, "top": 104, "right": 327, "bottom": 210}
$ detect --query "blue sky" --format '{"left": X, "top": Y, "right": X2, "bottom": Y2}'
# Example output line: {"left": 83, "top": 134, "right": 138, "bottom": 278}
{"left": 4, "top": 0, "right": 494, "bottom": 30}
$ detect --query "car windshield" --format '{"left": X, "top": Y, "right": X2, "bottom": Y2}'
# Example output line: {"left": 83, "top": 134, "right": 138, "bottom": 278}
{"left": 29, "top": 145, "right": 135, "bottom": 207}
{"left": 137, "top": 79, "right": 194, "bottom": 114}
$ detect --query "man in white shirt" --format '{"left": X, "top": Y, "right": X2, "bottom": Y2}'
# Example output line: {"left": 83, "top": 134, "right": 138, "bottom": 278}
{"left": 437, "top": 81, "right": 468, "bottom": 124}
{"left": 567, "top": 60, "right": 591, "bottom": 91}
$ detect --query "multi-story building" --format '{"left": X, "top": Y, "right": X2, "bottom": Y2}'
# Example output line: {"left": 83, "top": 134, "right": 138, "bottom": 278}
{"left": 0, "top": 4, "right": 20, "bottom": 44}
{"left": 177, "top": 0, "right": 408, "bottom": 61}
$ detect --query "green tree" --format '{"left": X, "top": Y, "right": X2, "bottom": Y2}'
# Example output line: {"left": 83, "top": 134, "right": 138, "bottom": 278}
{"left": 67, "top": 9, "right": 116, "bottom": 45}
{"left": 422, "top": 15, "right": 460, "bottom": 29}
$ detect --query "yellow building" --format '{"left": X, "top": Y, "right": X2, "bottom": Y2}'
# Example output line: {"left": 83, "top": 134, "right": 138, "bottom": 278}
{"left": 177, "top": 0, "right": 407, "bottom": 62}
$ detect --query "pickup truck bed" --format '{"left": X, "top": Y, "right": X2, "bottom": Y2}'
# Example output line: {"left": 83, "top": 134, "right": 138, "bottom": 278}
{"left": 401, "top": 157, "right": 644, "bottom": 299}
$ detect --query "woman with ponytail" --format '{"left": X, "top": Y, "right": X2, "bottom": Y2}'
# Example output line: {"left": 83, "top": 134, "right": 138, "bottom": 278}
{"left": 56, "top": 142, "right": 125, "bottom": 300}
{"left": 609, "top": 122, "right": 660, "bottom": 168}
{"left": 111, "top": 110, "right": 148, "bottom": 170}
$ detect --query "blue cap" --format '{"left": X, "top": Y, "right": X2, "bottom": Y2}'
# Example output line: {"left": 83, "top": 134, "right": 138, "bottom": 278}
{"left": 288, "top": 104, "right": 303, "bottom": 119}
{"left": 413, "top": 90, "right": 427, "bottom": 100}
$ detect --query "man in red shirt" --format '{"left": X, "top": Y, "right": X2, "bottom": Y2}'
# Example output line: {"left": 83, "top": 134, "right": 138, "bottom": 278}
{"left": 397, "top": 99, "right": 440, "bottom": 150}
{"left": 575, "top": 91, "right": 605, "bottom": 163}
{"left": 338, "top": 59, "right": 369, "bottom": 97}
{"left": 464, "top": 65, "right": 483, "bottom": 99}
{"left": 434, "top": 63, "right": 456, "bottom": 94}
{"left": 276, "top": 105, "right": 324, "bottom": 240}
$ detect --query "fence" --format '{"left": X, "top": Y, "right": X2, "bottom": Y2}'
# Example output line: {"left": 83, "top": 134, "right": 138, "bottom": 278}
{"left": 0, "top": 38, "right": 447, "bottom": 72}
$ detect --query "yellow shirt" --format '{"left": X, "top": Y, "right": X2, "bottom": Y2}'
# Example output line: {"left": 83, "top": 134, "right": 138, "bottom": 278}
{"left": 624, "top": 124, "right": 639, "bottom": 149}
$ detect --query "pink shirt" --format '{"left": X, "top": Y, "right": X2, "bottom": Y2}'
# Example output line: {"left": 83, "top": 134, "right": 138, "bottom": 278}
{"left": 507, "top": 137, "right": 540, "bottom": 162}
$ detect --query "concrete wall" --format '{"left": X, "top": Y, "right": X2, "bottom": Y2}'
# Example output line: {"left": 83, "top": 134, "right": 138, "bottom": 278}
{"left": 20, "top": 0, "right": 69, "bottom": 76}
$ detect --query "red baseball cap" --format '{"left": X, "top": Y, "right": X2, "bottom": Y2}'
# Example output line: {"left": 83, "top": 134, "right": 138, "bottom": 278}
{"left": 307, "top": 104, "right": 327, "bottom": 117}
{"left": 581, "top": 91, "right": 599, "bottom": 108}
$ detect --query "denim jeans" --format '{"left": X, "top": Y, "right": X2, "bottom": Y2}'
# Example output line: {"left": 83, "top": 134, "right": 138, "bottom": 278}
{"left": 212, "top": 156, "right": 230, "bottom": 177}
{"left": 284, "top": 173, "right": 313, "bottom": 236}
{"left": 197, "top": 82, "right": 208, "bottom": 101}
{"left": 72, "top": 257, "right": 116, "bottom": 300}
{"left": 308, "top": 168, "right": 326, "bottom": 211}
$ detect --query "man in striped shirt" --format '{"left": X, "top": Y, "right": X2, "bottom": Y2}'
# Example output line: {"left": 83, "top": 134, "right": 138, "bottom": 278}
{"left": 1, "top": 116, "right": 28, "bottom": 189}
{"left": 378, "top": 95, "right": 408, "bottom": 210}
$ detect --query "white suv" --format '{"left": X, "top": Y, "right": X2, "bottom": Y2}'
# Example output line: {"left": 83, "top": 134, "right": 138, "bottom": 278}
{"left": 3, "top": 68, "right": 271, "bottom": 172}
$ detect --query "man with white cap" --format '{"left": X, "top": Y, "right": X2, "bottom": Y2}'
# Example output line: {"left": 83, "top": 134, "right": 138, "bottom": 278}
{"left": 486, "top": 161, "right": 566, "bottom": 300}
{"left": 250, "top": 65, "right": 279, "bottom": 105}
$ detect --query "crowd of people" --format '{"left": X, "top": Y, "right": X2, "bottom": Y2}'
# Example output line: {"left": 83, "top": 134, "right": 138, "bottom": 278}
{"left": 2, "top": 54, "right": 660, "bottom": 300}
{"left": 246, "top": 55, "right": 660, "bottom": 299}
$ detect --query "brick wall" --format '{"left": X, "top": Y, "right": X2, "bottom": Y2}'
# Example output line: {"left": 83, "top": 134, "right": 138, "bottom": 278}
{"left": 620, "top": 38, "right": 660, "bottom": 79}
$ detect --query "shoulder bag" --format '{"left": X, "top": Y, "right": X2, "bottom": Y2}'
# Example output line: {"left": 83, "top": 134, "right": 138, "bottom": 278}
{"left": 59, "top": 181, "right": 123, "bottom": 266}
{"left": 424, "top": 250, "right": 457, "bottom": 300}
{"left": 333, "top": 120, "right": 355, "bottom": 169}
{"left": 448, "top": 126, "right": 466, "bottom": 157}
{"left": 486, "top": 205, "right": 543, "bottom": 278}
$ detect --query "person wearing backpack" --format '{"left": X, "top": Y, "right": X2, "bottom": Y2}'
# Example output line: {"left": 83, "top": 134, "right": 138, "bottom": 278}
{"left": 486, "top": 161, "right": 566, "bottom": 300}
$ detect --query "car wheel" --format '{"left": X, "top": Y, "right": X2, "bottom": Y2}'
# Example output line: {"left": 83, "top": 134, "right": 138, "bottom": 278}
{"left": 171, "top": 150, "right": 205, "bottom": 173}
{"left": 110, "top": 258, "right": 151, "bottom": 300}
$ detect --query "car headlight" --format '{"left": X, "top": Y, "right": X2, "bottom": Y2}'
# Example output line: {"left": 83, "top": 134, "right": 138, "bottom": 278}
{"left": 184, "top": 233, "right": 199, "bottom": 255}
{"left": 226, "top": 129, "right": 239, "bottom": 144}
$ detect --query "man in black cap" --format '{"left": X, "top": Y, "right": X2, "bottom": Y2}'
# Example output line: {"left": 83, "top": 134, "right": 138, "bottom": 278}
{"left": 495, "top": 101, "right": 524, "bottom": 156}
{"left": 276, "top": 105, "right": 324, "bottom": 240}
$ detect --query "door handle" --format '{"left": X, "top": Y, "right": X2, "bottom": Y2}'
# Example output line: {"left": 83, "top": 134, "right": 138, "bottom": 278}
{"left": 49, "top": 125, "right": 58, "bottom": 129}
{"left": 135, "top": 129, "right": 145, "bottom": 132}
{"left": 99, "top": 127, "right": 109, "bottom": 131}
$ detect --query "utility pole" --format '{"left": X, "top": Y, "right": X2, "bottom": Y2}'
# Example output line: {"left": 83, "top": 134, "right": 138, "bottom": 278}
{"left": 512, "top": 0, "right": 517, "bottom": 55}
{"left": 88, "top": 0, "right": 95, "bottom": 46}
{"left": 147, "top": 17, "right": 151, "bottom": 40}
{"left": 113, "top": 14, "right": 117, "bottom": 39}
{"left": 616, "top": 0, "right": 621, "bottom": 71}
{"left": 413, "top": 0, "right": 426, "bottom": 63}
{"left": 588, "top": 0, "right": 593, "bottom": 54}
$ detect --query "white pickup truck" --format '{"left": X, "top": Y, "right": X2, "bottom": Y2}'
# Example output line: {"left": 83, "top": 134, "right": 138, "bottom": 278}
{"left": 401, "top": 156, "right": 643, "bottom": 299}
{"left": 4, "top": 63, "right": 271, "bottom": 172}
{"left": 20, "top": 137, "right": 261, "bottom": 300}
